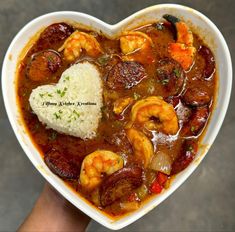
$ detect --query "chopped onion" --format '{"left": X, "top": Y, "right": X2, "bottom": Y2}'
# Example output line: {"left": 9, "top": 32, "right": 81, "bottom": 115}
{"left": 149, "top": 151, "right": 172, "bottom": 175}
{"left": 120, "top": 201, "right": 140, "bottom": 212}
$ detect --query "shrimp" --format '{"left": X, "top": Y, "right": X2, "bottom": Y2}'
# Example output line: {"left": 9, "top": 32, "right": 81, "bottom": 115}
{"left": 113, "top": 97, "right": 133, "bottom": 115}
{"left": 126, "top": 128, "right": 153, "bottom": 167}
{"left": 80, "top": 150, "right": 124, "bottom": 190}
{"left": 58, "top": 31, "right": 102, "bottom": 61}
{"left": 130, "top": 96, "right": 179, "bottom": 134}
{"left": 168, "top": 43, "right": 196, "bottom": 71}
{"left": 120, "top": 31, "right": 155, "bottom": 64}
{"left": 163, "top": 14, "right": 196, "bottom": 70}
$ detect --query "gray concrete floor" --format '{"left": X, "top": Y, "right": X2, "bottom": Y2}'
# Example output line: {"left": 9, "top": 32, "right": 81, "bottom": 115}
{"left": 0, "top": 0, "right": 234, "bottom": 231}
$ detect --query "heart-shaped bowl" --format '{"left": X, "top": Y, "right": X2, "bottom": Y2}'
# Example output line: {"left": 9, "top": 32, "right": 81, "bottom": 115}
{"left": 2, "top": 4, "right": 232, "bottom": 230}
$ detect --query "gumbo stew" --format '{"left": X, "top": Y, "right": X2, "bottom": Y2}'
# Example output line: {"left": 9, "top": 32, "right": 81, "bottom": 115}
{"left": 17, "top": 15, "right": 216, "bottom": 217}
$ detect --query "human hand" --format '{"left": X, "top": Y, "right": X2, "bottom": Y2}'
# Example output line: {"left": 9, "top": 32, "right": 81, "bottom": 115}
{"left": 18, "top": 183, "right": 90, "bottom": 232}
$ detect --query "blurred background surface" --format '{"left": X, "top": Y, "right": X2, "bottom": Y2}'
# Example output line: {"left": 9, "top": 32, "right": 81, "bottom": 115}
{"left": 0, "top": 0, "right": 234, "bottom": 231}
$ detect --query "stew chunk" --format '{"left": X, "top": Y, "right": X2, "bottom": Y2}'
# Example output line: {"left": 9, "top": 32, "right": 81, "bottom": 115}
{"left": 38, "top": 23, "right": 74, "bottom": 48}
{"left": 107, "top": 61, "right": 147, "bottom": 89}
{"left": 198, "top": 45, "right": 215, "bottom": 79}
{"left": 171, "top": 140, "right": 198, "bottom": 174}
{"left": 182, "top": 86, "right": 211, "bottom": 107}
{"left": 44, "top": 150, "right": 79, "bottom": 179}
{"left": 100, "top": 166, "right": 143, "bottom": 207}
{"left": 27, "top": 50, "right": 62, "bottom": 81}
{"left": 156, "top": 58, "right": 185, "bottom": 96}
{"left": 181, "top": 106, "right": 209, "bottom": 136}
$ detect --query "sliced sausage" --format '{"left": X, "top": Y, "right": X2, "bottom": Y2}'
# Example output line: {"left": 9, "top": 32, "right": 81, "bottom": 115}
{"left": 156, "top": 58, "right": 185, "bottom": 96}
{"left": 182, "top": 87, "right": 211, "bottom": 107}
{"left": 198, "top": 45, "right": 215, "bottom": 79}
{"left": 44, "top": 150, "right": 79, "bottom": 180}
{"left": 106, "top": 61, "right": 147, "bottom": 89}
{"left": 181, "top": 106, "right": 209, "bottom": 137}
{"left": 38, "top": 23, "right": 74, "bottom": 48}
{"left": 171, "top": 139, "right": 198, "bottom": 174}
{"left": 27, "top": 50, "right": 62, "bottom": 81}
{"left": 100, "top": 166, "right": 143, "bottom": 207}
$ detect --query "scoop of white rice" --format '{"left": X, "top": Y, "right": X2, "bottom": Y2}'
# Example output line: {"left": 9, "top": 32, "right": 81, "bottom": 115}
{"left": 29, "top": 62, "right": 103, "bottom": 139}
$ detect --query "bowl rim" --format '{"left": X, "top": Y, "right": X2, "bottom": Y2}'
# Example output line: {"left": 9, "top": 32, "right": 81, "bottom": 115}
{"left": 2, "top": 3, "right": 232, "bottom": 230}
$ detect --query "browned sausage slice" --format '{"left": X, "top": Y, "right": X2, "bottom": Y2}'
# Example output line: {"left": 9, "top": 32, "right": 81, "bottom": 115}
{"left": 38, "top": 23, "right": 74, "bottom": 48}
{"left": 27, "top": 50, "right": 62, "bottom": 81}
{"left": 198, "top": 45, "right": 215, "bottom": 79}
{"left": 106, "top": 61, "right": 147, "bottom": 89}
{"left": 171, "top": 139, "right": 198, "bottom": 174}
{"left": 181, "top": 106, "right": 209, "bottom": 136}
{"left": 182, "top": 87, "right": 211, "bottom": 107}
{"left": 156, "top": 58, "right": 185, "bottom": 96}
{"left": 100, "top": 166, "right": 143, "bottom": 207}
{"left": 44, "top": 150, "right": 79, "bottom": 180}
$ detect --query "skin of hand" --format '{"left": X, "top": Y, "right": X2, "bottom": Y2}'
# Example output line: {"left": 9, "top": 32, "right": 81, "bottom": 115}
{"left": 18, "top": 183, "right": 90, "bottom": 232}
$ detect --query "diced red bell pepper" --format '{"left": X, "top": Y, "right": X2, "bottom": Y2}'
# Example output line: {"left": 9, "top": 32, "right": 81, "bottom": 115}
{"left": 150, "top": 172, "right": 169, "bottom": 194}
{"left": 156, "top": 172, "right": 168, "bottom": 186}
{"left": 150, "top": 181, "right": 163, "bottom": 194}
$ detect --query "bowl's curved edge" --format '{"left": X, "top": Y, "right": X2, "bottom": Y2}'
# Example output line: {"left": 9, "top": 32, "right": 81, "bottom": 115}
{"left": 1, "top": 4, "right": 233, "bottom": 230}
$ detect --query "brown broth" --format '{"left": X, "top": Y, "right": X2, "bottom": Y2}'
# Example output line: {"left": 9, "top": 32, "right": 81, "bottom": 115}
{"left": 16, "top": 20, "right": 217, "bottom": 217}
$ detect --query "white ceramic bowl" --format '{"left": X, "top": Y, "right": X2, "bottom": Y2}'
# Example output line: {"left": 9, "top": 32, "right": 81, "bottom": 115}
{"left": 2, "top": 4, "right": 232, "bottom": 230}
